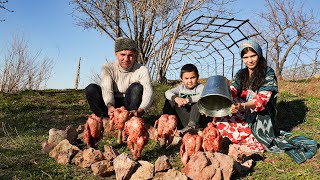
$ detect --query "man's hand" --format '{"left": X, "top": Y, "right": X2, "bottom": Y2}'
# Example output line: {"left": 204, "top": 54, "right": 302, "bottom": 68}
{"left": 108, "top": 106, "right": 116, "bottom": 117}
{"left": 129, "top": 108, "right": 145, "bottom": 117}
{"left": 175, "top": 97, "right": 189, "bottom": 107}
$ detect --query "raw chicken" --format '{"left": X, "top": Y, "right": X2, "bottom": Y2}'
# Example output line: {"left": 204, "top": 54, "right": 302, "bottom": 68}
{"left": 122, "top": 116, "right": 149, "bottom": 160}
{"left": 83, "top": 114, "right": 104, "bottom": 148}
{"left": 154, "top": 114, "right": 177, "bottom": 147}
{"left": 180, "top": 131, "right": 203, "bottom": 166}
{"left": 109, "top": 106, "right": 130, "bottom": 143}
{"left": 202, "top": 122, "right": 222, "bottom": 152}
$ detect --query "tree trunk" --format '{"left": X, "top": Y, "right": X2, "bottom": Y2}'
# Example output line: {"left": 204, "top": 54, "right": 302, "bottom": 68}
{"left": 115, "top": 0, "right": 120, "bottom": 37}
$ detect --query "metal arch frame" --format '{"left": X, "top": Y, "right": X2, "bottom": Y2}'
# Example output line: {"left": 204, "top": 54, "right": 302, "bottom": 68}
{"left": 161, "top": 15, "right": 268, "bottom": 81}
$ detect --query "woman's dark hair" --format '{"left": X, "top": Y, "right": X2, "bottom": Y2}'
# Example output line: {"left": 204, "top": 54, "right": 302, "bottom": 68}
{"left": 180, "top": 64, "right": 199, "bottom": 78}
{"left": 238, "top": 47, "right": 267, "bottom": 91}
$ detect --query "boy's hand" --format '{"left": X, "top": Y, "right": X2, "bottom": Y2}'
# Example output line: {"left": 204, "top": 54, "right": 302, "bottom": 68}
{"left": 175, "top": 97, "right": 188, "bottom": 107}
{"left": 200, "top": 112, "right": 208, "bottom": 117}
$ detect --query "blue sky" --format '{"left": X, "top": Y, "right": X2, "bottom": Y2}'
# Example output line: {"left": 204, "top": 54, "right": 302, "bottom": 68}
{"left": 0, "top": 0, "right": 114, "bottom": 89}
{"left": 0, "top": 0, "right": 319, "bottom": 89}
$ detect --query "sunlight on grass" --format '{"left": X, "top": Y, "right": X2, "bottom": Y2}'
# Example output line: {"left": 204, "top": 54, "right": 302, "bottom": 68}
{"left": 0, "top": 81, "right": 319, "bottom": 179}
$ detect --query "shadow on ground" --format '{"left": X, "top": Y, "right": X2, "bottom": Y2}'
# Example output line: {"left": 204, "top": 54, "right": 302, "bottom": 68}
{"left": 276, "top": 99, "right": 307, "bottom": 131}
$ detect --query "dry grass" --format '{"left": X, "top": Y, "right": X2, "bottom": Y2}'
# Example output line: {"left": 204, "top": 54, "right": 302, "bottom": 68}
{"left": 279, "top": 78, "right": 320, "bottom": 97}
{"left": 0, "top": 79, "right": 319, "bottom": 179}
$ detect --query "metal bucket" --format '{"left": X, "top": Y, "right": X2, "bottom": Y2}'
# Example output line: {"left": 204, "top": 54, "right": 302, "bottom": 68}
{"left": 198, "top": 75, "right": 232, "bottom": 117}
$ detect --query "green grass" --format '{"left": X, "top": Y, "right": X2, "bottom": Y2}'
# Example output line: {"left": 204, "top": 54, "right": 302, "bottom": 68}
{"left": 0, "top": 82, "right": 319, "bottom": 179}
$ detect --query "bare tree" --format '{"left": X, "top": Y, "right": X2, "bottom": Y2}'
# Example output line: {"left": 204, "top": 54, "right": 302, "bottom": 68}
{"left": 70, "top": 0, "right": 235, "bottom": 81}
{"left": 257, "top": 0, "right": 320, "bottom": 80}
{"left": 311, "top": 48, "right": 320, "bottom": 77}
{"left": 0, "top": 35, "right": 54, "bottom": 93}
{"left": 0, "top": 0, "right": 13, "bottom": 22}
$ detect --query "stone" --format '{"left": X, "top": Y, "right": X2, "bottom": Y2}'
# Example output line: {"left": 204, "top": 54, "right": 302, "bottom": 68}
{"left": 214, "top": 152, "right": 234, "bottom": 180}
{"left": 182, "top": 152, "right": 209, "bottom": 179}
{"left": 91, "top": 160, "right": 115, "bottom": 177}
{"left": 48, "top": 128, "right": 66, "bottom": 144}
{"left": 103, "top": 145, "right": 120, "bottom": 161}
{"left": 65, "top": 125, "right": 78, "bottom": 145}
{"left": 228, "top": 144, "right": 253, "bottom": 162}
{"left": 155, "top": 155, "right": 172, "bottom": 172}
{"left": 113, "top": 153, "right": 138, "bottom": 180}
{"left": 162, "top": 169, "right": 188, "bottom": 180}
{"left": 145, "top": 123, "right": 155, "bottom": 140}
{"left": 49, "top": 139, "right": 80, "bottom": 165}
{"left": 171, "top": 136, "right": 182, "bottom": 145}
{"left": 130, "top": 160, "right": 154, "bottom": 180}
{"left": 71, "top": 150, "right": 84, "bottom": 167}
{"left": 82, "top": 148, "right": 104, "bottom": 168}
{"left": 41, "top": 141, "right": 57, "bottom": 154}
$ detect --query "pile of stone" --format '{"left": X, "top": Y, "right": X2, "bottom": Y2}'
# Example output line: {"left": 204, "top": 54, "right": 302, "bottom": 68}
{"left": 41, "top": 125, "right": 257, "bottom": 179}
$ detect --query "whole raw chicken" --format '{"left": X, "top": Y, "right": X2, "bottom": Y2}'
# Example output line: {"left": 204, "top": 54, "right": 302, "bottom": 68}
{"left": 109, "top": 106, "right": 130, "bottom": 143}
{"left": 122, "top": 116, "right": 149, "bottom": 160}
{"left": 83, "top": 114, "right": 104, "bottom": 148}
{"left": 202, "top": 122, "right": 222, "bottom": 152}
{"left": 180, "top": 131, "right": 203, "bottom": 166}
{"left": 153, "top": 114, "right": 177, "bottom": 147}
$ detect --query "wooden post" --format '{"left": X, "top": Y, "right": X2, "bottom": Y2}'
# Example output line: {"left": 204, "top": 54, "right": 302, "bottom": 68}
{"left": 74, "top": 57, "right": 81, "bottom": 90}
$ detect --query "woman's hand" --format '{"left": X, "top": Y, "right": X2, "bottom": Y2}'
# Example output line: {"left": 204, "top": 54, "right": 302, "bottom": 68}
{"left": 230, "top": 103, "right": 241, "bottom": 114}
{"left": 230, "top": 102, "right": 247, "bottom": 114}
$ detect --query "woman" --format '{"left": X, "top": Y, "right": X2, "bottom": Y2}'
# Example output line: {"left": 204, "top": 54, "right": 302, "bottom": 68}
{"left": 213, "top": 39, "right": 318, "bottom": 163}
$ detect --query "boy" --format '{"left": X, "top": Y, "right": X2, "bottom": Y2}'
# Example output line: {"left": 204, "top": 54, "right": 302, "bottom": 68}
{"left": 163, "top": 64, "right": 208, "bottom": 135}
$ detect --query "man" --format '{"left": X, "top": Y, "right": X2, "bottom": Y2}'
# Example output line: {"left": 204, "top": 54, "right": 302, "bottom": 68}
{"left": 85, "top": 37, "right": 153, "bottom": 119}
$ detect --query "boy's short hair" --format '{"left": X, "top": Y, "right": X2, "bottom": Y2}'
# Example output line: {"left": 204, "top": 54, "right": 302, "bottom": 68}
{"left": 180, "top": 64, "right": 199, "bottom": 78}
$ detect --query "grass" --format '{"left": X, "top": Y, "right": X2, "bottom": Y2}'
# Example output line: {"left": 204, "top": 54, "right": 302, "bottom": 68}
{"left": 0, "top": 80, "right": 319, "bottom": 179}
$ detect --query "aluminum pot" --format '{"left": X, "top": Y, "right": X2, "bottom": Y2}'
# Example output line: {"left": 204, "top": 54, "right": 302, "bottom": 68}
{"left": 198, "top": 75, "right": 232, "bottom": 117}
